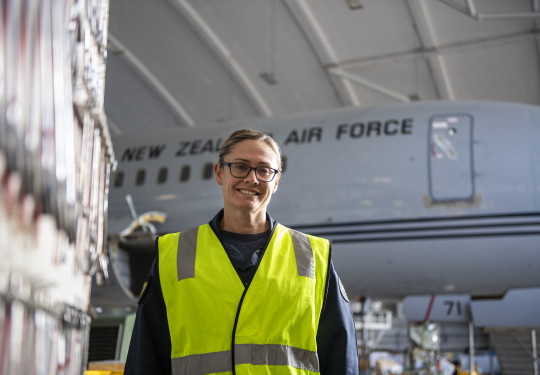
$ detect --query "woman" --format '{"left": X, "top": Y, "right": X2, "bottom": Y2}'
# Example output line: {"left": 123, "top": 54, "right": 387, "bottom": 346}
{"left": 124, "top": 129, "right": 359, "bottom": 375}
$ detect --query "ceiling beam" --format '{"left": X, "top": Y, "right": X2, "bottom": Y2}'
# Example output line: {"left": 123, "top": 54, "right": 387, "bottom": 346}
{"left": 329, "top": 68, "right": 411, "bottom": 102}
{"left": 106, "top": 116, "right": 123, "bottom": 136}
{"left": 167, "top": 0, "right": 272, "bottom": 117}
{"left": 406, "top": 0, "right": 454, "bottom": 100}
{"left": 108, "top": 34, "right": 195, "bottom": 127}
{"left": 281, "top": 0, "right": 360, "bottom": 106}
{"left": 339, "top": 31, "right": 537, "bottom": 69}
{"left": 464, "top": 0, "right": 478, "bottom": 17}
{"left": 438, "top": 0, "right": 540, "bottom": 20}
{"left": 436, "top": 0, "right": 469, "bottom": 16}
{"left": 478, "top": 12, "right": 540, "bottom": 21}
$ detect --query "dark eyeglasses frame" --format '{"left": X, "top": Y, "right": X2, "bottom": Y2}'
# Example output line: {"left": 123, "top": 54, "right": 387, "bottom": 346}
{"left": 220, "top": 162, "right": 279, "bottom": 182}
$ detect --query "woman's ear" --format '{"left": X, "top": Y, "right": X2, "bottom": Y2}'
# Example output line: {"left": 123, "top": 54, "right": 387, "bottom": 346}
{"left": 271, "top": 173, "right": 280, "bottom": 193}
{"left": 214, "top": 163, "right": 223, "bottom": 185}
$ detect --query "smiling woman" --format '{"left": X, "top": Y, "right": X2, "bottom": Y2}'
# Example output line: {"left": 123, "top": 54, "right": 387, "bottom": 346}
{"left": 124, "top": 129, "right": 359, "bottom": 375}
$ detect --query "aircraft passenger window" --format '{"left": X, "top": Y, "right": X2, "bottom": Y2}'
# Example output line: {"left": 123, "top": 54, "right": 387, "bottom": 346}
{"left": 281, "top": 156, "right": 287, "bottom": 174}
{"left": 157, "top": 167, "right": 168, "bottom": 184}
{"left": 135, "top": 169, "right": 146, "bottom": 186}
{"left": 179, "top": 165, "right": 191, "bottom": 182}
{"left": 113, "top": 171, "right": 124, "bottom": 188}
{"left": 202, "top": 163, "right": 214, "bottom": 180}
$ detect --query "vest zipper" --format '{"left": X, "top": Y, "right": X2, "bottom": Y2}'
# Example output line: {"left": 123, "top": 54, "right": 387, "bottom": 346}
{"left": 229, "top": 223, "right": 278, "bottom": 375}
{"left": 230, "top": 288, "right": 248, "bottom": 375}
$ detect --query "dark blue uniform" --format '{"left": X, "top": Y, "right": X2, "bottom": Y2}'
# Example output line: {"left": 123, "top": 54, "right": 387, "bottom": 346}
{"left": 125, "top": 211, "right": 359, "bottom": 374}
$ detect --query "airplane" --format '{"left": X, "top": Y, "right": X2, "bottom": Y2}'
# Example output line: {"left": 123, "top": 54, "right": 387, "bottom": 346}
{"left": 98, "top": 100, "right": 540, "bottom": 315}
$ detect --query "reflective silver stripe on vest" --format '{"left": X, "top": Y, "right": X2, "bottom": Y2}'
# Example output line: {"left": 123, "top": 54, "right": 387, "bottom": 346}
{"left": 236, "top": 343, "right": 319, "bottom": 372}
{"left": 289, "top": 229, "right": 315, "bottom": 278}
{"left": 171, "top": 344, "right": 319, "bottom": 375}
{"left": 177, "top": 227, "right": 198, "bottom": 280}
{"left": 171, "top": 350, "right": 231, "bottom": 375}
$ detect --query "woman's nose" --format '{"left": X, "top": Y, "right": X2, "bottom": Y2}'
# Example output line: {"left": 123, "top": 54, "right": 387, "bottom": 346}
{"left": 244, "top": 168, "right": 259, "bottom": 183}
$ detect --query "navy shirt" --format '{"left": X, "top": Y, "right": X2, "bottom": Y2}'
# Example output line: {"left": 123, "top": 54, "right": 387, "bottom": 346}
{"left": 124, "top": 211, "right": 359, "bottom": 374}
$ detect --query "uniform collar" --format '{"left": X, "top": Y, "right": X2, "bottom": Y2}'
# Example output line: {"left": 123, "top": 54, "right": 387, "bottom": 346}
{"left": 209, "top": 208, "right": 276, "bottom": 238}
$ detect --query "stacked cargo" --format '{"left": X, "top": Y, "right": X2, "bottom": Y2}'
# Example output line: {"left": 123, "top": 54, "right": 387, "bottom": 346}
{"left": 0, "top": 0, "right": 115, "bottom": 374}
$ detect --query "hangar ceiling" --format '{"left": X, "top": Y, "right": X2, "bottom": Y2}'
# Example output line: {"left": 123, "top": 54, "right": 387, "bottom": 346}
{"left": 104, "top": 0, "right": 540, "bottom": 141}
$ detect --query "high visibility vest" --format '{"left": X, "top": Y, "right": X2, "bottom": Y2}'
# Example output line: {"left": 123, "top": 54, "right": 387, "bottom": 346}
{"left": 158, "top": 223, "right": 330, "bottom": 375}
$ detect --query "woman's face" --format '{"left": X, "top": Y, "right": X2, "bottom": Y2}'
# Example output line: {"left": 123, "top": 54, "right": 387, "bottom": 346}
{"left": 215, "top": 139, "right": 280, "bottom": 216}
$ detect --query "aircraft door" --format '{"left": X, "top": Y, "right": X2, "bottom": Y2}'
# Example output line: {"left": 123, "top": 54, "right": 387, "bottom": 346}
{"left": 428, "top": 114, "right": 474, "bottom": 201}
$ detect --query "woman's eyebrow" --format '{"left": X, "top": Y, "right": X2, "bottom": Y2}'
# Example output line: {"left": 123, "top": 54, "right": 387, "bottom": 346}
{"left": 232, "top": 158, "right": 272, "bottom": 166}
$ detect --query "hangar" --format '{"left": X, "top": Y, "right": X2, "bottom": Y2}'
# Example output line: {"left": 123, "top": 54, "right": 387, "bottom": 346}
{"left": 1, "top": 0, "right": 539, "bottom": 374}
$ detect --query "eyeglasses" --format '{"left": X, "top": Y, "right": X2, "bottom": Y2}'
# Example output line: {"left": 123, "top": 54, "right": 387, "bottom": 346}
{"left": 220, "top": 162, "right": 279, "bottom": 182}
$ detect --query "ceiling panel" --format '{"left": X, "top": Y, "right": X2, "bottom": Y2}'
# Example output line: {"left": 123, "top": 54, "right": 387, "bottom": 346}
{"left": 108, "top": 0, "right": 260, "bottom": 127}
{"left": 302, "top": 0, "right": 421, "bottom": 63}
{"left": 443, "top": 36, "right": 540, "bottom": 104}
{"left": 347, "top": 56, "right": 440, "bottom": 104}
{"left": 103, "top": 0, "right": 540, "bottom": 138}
{"left": 183, "top": 0, "right": 343, "bottom": 114}
{"left": 424, "top": 0, "right": 536, "bottom": 46}
{"left": 104, "top": 52, "right": 184, "bottom": 138}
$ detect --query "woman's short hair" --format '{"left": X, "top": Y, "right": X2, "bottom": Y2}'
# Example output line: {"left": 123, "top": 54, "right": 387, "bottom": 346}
{"left": 218, "top": 129, "right": 282, "bottom": 171}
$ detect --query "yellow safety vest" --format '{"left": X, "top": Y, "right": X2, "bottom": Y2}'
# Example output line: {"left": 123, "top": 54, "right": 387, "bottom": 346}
{"left": 158, "top": 223, "right": 330, "bottom": 375}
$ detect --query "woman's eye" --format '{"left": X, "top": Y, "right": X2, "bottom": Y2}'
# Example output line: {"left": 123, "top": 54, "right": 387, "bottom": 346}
{"left": 234, "top": 164, "right": 248, "bottom": 171}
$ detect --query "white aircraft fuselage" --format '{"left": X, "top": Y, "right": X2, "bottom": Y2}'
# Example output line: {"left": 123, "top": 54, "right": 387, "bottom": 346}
{"left": 108, "top": 100, "right": 540, "bottom": 300}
